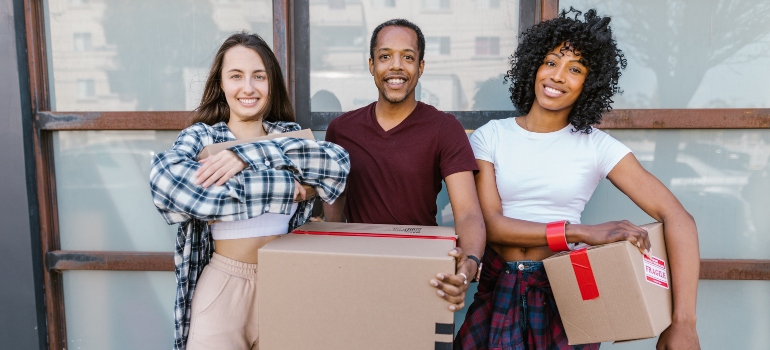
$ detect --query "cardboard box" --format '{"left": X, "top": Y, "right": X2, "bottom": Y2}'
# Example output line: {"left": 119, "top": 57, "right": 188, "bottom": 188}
{"left": 258, "top": 222, "right": 457, "bottom": 350}
{"left": 542, "top": 222, "right": 672, "bottom": 345}
{"left": 197, "top": 129, "right": 314, "bottom": 160}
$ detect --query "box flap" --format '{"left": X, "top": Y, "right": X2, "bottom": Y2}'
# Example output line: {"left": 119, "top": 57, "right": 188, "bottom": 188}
{"left": 260, "top": 233, "right": 455, "bottom": 260}
{"left": 197, "top": 129, "right": 315, "bottom": 160}
{"left": 293, "top": 221, "right": 456, "bottom": 239}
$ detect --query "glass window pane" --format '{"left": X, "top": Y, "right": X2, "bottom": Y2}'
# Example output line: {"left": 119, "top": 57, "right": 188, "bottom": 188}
{"left": 597, "top": 280, "right": 770, "bottom": 349}
{"left": 53, "top": 131, "right": 180, "bottom": 251}
{"left": 63, "top": 271, "right": 175, "bottom": 349}
{"left": 44, "top": 0, "right": 274, "bottom": 111}
{"left": 583, "top": 129, "right": 770, "bottom": 259}
{"left": 561, "top": 0, "right": 770, "bottom": 108}
{"left": 309, "top": 0, "right": 519, "bottom": 112}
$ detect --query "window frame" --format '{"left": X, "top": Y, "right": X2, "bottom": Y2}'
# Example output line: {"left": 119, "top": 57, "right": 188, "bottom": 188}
{"left": 22, "top": 0, "right": 770, "bottom": 349}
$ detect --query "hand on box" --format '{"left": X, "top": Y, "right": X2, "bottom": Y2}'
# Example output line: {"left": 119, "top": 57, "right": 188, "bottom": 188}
{"left": 429, "top": 247, "right": 471, "bottom": 312}
{"left": 195, "top": 150, "right": 247, "bottom": 188}
{"left": 569, "top": 220, "right": 651, "bottom": 256}
{"left": 656, "top": 319, "right": 700, "bottom": 350}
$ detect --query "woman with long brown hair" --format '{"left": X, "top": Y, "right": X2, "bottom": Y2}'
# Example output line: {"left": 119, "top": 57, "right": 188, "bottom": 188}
{"left": 150, "top": 32, "right": 349, "bottom": 350}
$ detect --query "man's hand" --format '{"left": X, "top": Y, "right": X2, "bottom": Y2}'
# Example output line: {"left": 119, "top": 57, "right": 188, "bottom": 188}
{"left": 429, "top": 247, "right": 474, "bottom": 311}
{"left": 195, "top": 150, "right": 247, "bottom": 187}
{"left": 656, "top": 319, "right": 700, "bottom": 350}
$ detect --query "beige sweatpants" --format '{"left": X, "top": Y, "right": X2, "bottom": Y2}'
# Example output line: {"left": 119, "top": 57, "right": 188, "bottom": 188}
{"left": 186, "top": 253, "right": 259, "bottom": 350}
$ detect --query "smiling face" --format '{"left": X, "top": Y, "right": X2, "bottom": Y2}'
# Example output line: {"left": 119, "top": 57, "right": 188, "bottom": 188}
{"left": 220, "top": 45, "right": 269, "bottom": 122}
{"left": 369, "top": 26, "right": 424, "bottom": 106}
{"left": 533, "top": 43, "right": 588, "bottom": 114}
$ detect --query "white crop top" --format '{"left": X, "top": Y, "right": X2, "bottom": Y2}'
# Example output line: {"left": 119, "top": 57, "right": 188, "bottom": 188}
{"left": 470, "top": 117, "right": 631, "bottom": 225}
{"left": 211, "top": 202, "right": 298, "bottom": 240}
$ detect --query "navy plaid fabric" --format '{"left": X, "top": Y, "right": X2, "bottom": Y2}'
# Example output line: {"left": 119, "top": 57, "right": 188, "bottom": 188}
{"left": 455, "top": 246, "right": 600, "bottom": 350}
{"left": 149, "top": 120, "right": 350, "bottom": 350}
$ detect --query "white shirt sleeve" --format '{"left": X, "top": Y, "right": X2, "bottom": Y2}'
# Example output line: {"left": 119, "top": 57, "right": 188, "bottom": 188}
{"left": 594, "top": 129, "right": 632, "bottom": 178}
{"left": 469, "top": 120, "right": 497, "bottom": 163}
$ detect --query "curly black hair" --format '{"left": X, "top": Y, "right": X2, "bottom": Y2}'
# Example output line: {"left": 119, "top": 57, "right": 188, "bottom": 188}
{"left": 508, "top": 8, "right": 627, "bottom": 133}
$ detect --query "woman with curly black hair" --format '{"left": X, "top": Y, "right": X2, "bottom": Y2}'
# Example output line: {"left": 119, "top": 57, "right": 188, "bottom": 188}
{"left": 455, "top": 8, "right": 701, "bottom": 350}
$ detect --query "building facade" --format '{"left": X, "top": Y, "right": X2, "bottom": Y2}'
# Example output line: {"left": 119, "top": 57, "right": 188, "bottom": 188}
{"left": 1, "top": 0, "right": 769, "bottom": 349}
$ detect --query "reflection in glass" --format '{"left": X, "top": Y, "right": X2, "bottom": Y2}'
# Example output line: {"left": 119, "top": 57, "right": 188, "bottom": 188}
{"left": 561, "top": 0, "right": 770, "bottom": 108}
{"left": 596, "top": 281, "right": 770, "bottom": 349}
{"left": 583, "top": 129, "right": 770, "bottom": 259}
{"left": 63, "top": 271, "right": 175, "bottom": 349}
{"left": 44, "top": 0, "right": 273, "bottom": 111}
{"left": 309, "top": 0, "right": 519, "bottom": 112}
{"left": 54, "top": 131, "right": 180, "bottom": 251}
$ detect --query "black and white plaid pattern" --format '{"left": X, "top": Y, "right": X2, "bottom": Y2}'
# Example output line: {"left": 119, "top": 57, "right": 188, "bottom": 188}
{"left": 149, "top": 120, "right": 349, "bottom": 350}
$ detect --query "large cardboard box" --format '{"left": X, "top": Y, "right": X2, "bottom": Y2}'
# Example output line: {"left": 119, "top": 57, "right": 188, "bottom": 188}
{"left": 258, "top": 222, "right": 457, "bottom": 350}
{"left": 542, "top": 222, "right": 672, "bottom": 345}
{"left": 197, "top": 129, "right": 314, "bottom": 160}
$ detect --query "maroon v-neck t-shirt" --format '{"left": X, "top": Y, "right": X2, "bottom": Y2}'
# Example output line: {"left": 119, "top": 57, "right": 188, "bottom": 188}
{"left": 326, "top": 102, "right": 478, "bottom": 225}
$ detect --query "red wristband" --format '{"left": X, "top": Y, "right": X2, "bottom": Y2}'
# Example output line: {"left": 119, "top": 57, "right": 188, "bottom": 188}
{"left": 546, "top": 220, "right": 570, "bottom": 252}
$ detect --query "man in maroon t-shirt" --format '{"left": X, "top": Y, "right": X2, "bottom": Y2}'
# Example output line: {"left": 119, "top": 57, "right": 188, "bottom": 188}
{"left": 323, "top": 19, "right": 486, "bottom": 312}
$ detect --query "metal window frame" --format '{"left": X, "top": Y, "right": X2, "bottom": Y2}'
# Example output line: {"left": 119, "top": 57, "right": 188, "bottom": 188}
{"left": 21, "top": 0, "right": 770, "bottom": 348}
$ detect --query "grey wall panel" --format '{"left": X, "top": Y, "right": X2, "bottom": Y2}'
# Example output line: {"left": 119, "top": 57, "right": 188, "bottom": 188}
{"left": 0, "top": 0, "right": 45, "bottom": 348}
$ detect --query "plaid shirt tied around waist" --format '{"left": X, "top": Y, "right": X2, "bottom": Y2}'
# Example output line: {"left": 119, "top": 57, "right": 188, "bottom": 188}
{"left": 455, "top": 246, "right": 600, "bottom": 350}
{"left": 149, "top": 120, "right": 350, "bottom": 350}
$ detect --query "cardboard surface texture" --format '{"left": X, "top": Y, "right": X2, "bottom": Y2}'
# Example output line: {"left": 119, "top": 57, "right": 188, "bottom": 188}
{"left": 543, "top": 222, "right": 672, "bottom": 345}
{"left": 258, "top": 222, "right": 457, "bottom": 350}
{"left": 196, "top": 129, "right": 315, "bottom": 160}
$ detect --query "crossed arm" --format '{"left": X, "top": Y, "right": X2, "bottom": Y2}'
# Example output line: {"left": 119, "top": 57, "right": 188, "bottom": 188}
{"left": 151, "top": 126, "right": 350, "bottom": 224}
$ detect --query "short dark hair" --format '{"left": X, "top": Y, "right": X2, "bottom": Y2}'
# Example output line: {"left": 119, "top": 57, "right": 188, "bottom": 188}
{"left": 193, "top": 32, "right": 295, "bottom": 126}
{"left": 508, "top": 8, "right": 627, "bottom": 133}
{"left": 369, "top": 19, "right": 426, "bottom": 62}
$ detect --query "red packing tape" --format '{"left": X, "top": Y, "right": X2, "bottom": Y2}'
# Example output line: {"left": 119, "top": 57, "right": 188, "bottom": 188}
{"left": 292, "top": 230, "right": 457, "bottom": 243}
{"left": 569, "top": 248, "right": 600, "bottom": 300}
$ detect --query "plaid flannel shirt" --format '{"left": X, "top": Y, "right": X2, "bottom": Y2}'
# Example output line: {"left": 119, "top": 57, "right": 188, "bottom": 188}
{"left": 149, "top": 120, "right": 349, "bottom": 350}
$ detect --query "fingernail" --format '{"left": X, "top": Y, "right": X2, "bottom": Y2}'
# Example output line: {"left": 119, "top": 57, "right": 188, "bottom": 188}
{"left": 450, "top": 249, "right": 458, "bottom": 254}
{"left": 437, "top": 290, "right": 445, "bottom": 297}
{"left": 429, "top": 280, "right": 438, "bottom": 287}
{"left": 436, "top": 273, "right": 445, "bottom": 280}
{"left": 449, "top": 305, "right": 457, "bottom": 311}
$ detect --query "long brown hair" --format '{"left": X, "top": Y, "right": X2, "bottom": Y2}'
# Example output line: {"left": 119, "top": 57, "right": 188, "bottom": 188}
{"left": 192, "top": 32, "right": 295, "bottom": 125}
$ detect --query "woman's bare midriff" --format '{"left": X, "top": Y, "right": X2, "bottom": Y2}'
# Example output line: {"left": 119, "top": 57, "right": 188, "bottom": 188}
{"left": 490, "top": 244, "right": 555, "bottom": 262}
{"left": 214, "top": 234, "right": 285, "bottom": 264}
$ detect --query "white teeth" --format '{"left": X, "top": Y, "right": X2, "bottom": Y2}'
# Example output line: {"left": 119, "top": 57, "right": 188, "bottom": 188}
{"left": 387, "top": 79, "right": 405, "bottom": 84}
{"left": 545, "top": 86, "right": 564, "bottom": 95}
{"left": 239, "top": 98, "right": 257, "bottom": 104}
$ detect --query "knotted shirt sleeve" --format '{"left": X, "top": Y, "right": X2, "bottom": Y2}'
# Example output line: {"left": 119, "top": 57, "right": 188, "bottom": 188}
{"left": 229, "top": 137, "right": 350, "bottom": 205}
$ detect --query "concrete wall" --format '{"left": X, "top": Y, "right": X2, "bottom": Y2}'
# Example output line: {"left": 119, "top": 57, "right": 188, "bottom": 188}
{"left": 0, "top": 0, "right": 46, "bottom": 348}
